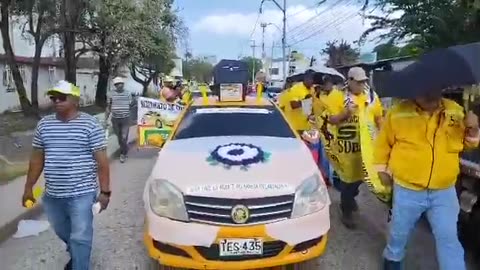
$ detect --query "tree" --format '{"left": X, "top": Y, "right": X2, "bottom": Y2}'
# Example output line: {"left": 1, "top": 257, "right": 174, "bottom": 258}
{"left": 322, "top": 40, "right": 359, "bottom": 67}
{"left": 79, "top": 0, "right": 185, "bottom": 105}
{"left": 241, "top": 57, "right": 262, "bottom": 82}
{"left": 183, "top": 58, "right": 213, "bottom": 83}
{"left": 372, "top": 42, "right": 423, "bottom": 60}
{"left": 129, "top": 0, "right": 186, "bottom": 97}
{"left": 131, "top": 32, "right": 176, "bottom": 96}
{"left": 15, "top": 0, "right": 58, "bottom": 111}
{"left": 80, "top": 0, "right": 145, "bottom": 106}
{"left": 60, "top": 0, "right": 89, "bottom": 83}
{"left": 361, "top": 0, "right": 480, "bottom": 51}
{"left": 0, "top": 0, "right": 34, "bottom": 115}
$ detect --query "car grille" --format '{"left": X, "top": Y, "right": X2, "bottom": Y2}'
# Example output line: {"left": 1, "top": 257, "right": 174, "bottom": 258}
{"left": 184, "top": 194, "right": 294, "bottom": 225}
{"left": 194, "top": 241, "right": 287, "bottom": 261}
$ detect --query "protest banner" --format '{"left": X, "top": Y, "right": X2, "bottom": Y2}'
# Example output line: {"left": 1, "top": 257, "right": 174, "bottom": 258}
{"left": 137, "top": 97, "right": 184, "bottom": 147}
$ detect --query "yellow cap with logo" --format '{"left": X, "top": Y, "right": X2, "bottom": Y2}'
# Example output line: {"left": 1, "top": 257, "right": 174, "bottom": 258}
{"left": 47, "top": 80, "right": 80, "bottom": 97}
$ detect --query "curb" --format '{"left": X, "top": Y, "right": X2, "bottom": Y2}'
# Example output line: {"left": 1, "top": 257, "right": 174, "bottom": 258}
{"left": 0, "top": 139, "right": 137, "bottom": 244}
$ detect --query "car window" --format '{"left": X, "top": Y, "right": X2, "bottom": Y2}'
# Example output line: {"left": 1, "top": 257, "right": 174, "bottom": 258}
{"left": 172, "top": 105, "right": 296, "bottom": 140}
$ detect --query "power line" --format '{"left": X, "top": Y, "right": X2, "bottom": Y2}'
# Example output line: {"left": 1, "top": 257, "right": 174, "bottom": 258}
{"left": 286, "top": 0, "right": 326, "bottom": 18}
{"left": 287, "top": 0, "right": 357, "bottom": 41}
{"left": 289, "top": 9, "right": 360, "bottom": 45}
{"left": 239, "top": 4, "right": 263, "bottom": 59}
{"left": 288, "top": 6, "right": 357, "bottom": 42}
{"left": 286, "top": 0, "right": 348, "bottom": 35}
{"left": 249, "top": 12, "right": 262, "bottom": 40}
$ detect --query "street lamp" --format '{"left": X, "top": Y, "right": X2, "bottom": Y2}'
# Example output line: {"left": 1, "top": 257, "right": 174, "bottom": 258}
{"left": 260, "top": 0, "right": 287, "bottom": 83}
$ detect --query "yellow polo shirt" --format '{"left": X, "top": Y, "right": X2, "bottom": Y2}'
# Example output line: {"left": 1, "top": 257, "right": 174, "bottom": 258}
{"left": 282, "top": 83, "right": 312, "bottom": 131}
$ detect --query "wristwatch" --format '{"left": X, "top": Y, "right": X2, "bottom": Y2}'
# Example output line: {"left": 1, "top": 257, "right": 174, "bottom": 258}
{"left": 100, "top": 190, "right": 112, "bottom": 197}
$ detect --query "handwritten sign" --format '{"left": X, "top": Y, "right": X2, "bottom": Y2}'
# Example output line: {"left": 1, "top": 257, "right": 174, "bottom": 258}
{"left": 220, "top": 83, "right": 243, "bottom": 102}
{"left": 137, "top": 97, "right": 184, "bottom": 147}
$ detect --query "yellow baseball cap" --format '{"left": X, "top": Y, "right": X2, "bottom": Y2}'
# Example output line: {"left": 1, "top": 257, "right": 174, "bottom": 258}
{"left": 47, "top": 80, "right": 80, "bottom": 97}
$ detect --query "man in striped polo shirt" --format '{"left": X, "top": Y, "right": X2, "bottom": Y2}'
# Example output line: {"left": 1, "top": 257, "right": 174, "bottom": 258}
{"left": 22, "top": 81, "right": 111, "bottom": 270}
{"left": 106, "top": 76, "right": 132, "bottom": 163}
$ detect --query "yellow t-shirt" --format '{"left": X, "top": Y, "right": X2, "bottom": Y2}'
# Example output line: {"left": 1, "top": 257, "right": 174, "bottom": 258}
{"left": 278, "top": 90, "right": 289, "bottom": 109}
{"left": 282, "top": 83, "right": 312, "bottom": 131}
{"left": 325, "top": 89, "right": 383, "bottom": 182}
{"left": 312, "top": 89, "right": 334, "bottom": 128}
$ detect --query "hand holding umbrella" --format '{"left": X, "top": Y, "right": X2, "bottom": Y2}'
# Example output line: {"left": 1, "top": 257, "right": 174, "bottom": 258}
{"left": 465, "top": 111, "right": 480, "bottom": 138}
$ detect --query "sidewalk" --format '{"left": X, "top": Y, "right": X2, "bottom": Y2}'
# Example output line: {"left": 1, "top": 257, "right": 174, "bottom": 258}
{"left": 0, "top": 125, "right": 137, "bottom": 243}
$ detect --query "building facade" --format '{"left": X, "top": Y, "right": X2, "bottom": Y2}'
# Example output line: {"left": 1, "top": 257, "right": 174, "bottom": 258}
{"left": 0, "top": 56, "right": 99, "bottom": 113}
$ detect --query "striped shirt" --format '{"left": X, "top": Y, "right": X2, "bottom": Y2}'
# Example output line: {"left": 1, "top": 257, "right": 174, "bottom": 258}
{"left": 32, "top": 113, "right": 106, "bottom": 198}
{"left": 109, "top": 90, "right": 132, "bottom": 118}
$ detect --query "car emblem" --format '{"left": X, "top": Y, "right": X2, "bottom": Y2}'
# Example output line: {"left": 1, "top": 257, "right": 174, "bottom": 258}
{"left": 231, "top": 204, "right": 250, "bottom": 224}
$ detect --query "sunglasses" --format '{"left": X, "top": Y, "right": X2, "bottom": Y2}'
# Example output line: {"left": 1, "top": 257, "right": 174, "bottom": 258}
{"left": 49, "top": 95, "right": 68, "bottom": 102}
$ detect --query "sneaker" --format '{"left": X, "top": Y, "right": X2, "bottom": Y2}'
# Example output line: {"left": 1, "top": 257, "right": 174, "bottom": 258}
{"left": 64, "top": 259, "right": 72, "bottom": 270}
{"left": 119, "top": 154, "right": 126, "bottom": 163}
{"left": 383, "top": 259, "right": 402, "bottom": 270}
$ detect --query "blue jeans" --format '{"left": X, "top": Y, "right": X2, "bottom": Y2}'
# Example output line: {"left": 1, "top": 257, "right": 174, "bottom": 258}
{"left": 43, "top": 192, "right": 96, "bottom": 270}
{"left": 384, "top": 184, "right": 465, "bottom": 270}
{"left": 318, "top": 141, "right": 331, "bottom": 178}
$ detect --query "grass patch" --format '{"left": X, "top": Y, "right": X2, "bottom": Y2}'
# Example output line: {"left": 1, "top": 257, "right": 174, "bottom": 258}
{"left": 0, "top": 105, "right": 105, "bottom": 136}
{"left": 0, "top": 159, "right": 28, "bottom": 184}
{"left": 0, "top": 112, "right": 39, "bottom": 136}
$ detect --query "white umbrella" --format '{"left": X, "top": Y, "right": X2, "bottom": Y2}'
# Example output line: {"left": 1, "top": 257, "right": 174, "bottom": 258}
{"left": 309, "top": 64, "right": 346, "bottom": 80}
{"left": 288, "top": 65, "right": 345, "bottom": 83}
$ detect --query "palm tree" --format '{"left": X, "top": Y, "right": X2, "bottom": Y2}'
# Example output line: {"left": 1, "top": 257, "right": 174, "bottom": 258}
{"left": 322, "top": 40, "right": 360, "bottom": 67}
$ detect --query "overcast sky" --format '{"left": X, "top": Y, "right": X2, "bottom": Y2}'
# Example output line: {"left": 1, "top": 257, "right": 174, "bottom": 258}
{"left": 1, "top": 0, "right": 394, "bottom": 62}
{"left": 176, "top": 0, "right": 392, "bottom": 61}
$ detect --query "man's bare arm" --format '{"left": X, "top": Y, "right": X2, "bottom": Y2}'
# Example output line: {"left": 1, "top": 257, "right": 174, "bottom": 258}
{"left": 290, "top": 100, "right": 302, "bottom": 109}
{"left": 328, "top": 111, "right": 351, "bottom": 125}
{"left": 25, "top": 149, "right": 44, "bottom": 190}
{"left": 94, "top": 149, "right": 110, "bottom": 192}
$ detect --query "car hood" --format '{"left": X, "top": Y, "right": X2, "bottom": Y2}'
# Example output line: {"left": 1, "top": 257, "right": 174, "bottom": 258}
{"left": 148, "top": 136, "right": 321, "bottom": 198}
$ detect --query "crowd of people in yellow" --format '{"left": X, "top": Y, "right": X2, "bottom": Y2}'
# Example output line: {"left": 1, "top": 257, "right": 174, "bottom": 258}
{"left": 277, "top": 67, "right": 480, "bottom": 270}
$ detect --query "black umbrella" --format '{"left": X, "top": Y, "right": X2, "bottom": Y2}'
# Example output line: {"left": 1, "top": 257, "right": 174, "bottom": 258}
{"left": 383, "top": 42, "right": 480, "bottom": 98}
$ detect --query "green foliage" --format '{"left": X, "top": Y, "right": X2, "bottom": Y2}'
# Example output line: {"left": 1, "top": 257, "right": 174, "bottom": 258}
{"left": 240, "top": 57, "right": 262, "bottom": 81}
{"left": 183, "top": 58, "right": 213, "bottom": 83}
{"left": 79, "top": 0, "right": 183, "bottom": 71}
{"left": 321, "top": 40, "right": 359, "bottom": 67}
{"left": 373, "top": 42, "right": 424, "bottom": 60}
{"left": 361, "top": 0, "right": 480, "bottom": 51}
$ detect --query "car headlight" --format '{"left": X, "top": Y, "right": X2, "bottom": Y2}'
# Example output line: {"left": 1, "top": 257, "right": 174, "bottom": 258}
{"left": 291, "top": 174, "right": 329, "bottom": 218}
{"left": 148, "top": 179, "right": 189, "bottom": 221}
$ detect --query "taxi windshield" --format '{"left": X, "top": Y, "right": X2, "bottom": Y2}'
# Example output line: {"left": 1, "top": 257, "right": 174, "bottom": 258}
{"left": 172, "top": 105, "right": 296, "bottom": 139}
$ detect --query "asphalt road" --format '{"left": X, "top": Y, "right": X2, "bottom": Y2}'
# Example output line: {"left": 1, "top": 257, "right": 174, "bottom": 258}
{"left": 0, "top": 149, "right": 477, "bottom": 270}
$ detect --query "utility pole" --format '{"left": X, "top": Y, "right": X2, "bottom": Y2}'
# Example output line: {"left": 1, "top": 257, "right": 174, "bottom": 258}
{"left": 260, "top": 22, "right": 267, "bottom": 64}
{"left": 250, "top": 39, "right": 256, "bottom": 83}
{"left": 260, "top": 0, "right": 287, "bottom": 82}
{"left": 270, "top": 41, "right": 275, "bottom": 76}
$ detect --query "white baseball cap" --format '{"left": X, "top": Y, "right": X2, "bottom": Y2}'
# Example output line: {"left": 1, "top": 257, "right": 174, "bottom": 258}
{"left": 348, "top": 67, "right": 368, "bottom": 81}
{"left": 47, "top": 80, "right": 80, "bottom": 97}
{"left": 112, "top": 77, "right": 126, "bottom": 85}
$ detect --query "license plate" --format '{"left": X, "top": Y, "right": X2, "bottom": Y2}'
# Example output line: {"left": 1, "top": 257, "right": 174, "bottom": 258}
{"left": 219, "top": 238, "right": 263, "bottom": 256}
